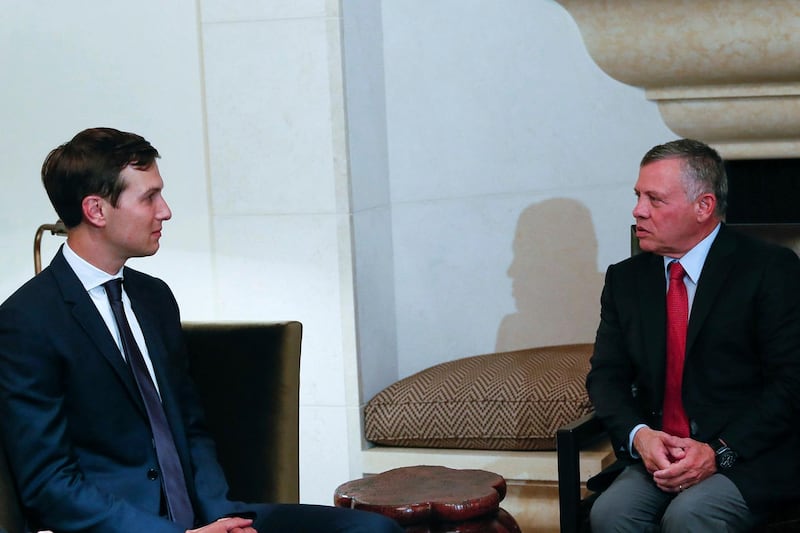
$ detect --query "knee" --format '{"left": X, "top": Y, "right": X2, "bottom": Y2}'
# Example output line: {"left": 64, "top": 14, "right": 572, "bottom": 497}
{"left": 589, "top": 491, "right": 616, "bottom": 532}
{"left": 660, "top": 495, "right": 705, "bottom": 533}
{"left": 590, "top": 489, "right": 664, "bottom": 533}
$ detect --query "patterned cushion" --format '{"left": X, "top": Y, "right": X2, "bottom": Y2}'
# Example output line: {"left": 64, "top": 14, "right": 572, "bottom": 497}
{"left": 364, "top": 344, "right": 594, "bottom": 451}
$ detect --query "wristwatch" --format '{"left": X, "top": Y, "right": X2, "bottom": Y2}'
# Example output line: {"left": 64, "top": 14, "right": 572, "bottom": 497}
{"left": 709, "top": 438, "right": 737, "bottom": 470}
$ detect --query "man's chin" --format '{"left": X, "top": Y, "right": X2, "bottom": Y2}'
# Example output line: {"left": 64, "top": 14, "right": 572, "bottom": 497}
{"left": 637, "top": 238, "right": 656, "bottom": 253}
{"left": 132, "top": 246, "right": 160, "bottom": 259}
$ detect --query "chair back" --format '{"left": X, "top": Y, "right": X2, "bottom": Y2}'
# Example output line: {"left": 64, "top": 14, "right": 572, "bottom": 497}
{"left": 184, "top": 321, "right": 302, "bottom": 504}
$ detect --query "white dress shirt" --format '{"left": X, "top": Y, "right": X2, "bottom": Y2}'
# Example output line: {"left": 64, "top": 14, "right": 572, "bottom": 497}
{"left": 62, "top": 242, "right": 161, "bottom": 394}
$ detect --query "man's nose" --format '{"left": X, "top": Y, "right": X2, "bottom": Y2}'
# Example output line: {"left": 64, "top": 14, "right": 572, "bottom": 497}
{"left": 632, "top": 198, "right": 647, "bottom": 219}
{"left": 159, "top": 197, "right": 172, "bottom": 220}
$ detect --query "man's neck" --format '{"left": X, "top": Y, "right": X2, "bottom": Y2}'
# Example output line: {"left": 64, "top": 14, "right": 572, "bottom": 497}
{"left": 66, "top": 227, "right": 125, "bottom": 275}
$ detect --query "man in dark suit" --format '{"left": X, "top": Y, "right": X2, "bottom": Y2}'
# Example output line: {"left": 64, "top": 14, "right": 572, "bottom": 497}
{"left": 587, "top": 139, "right": 800, "bottom": 531}
{"left": 0, "top": 127, "right": 401, "bottom": 533}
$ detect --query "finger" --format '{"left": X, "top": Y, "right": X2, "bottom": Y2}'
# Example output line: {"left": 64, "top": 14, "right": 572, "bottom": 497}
{"left": 654, "top": 479, "right": 678, "bottom": 493}
{"left": 217, "top": 517, "right": 254, "bottom": 529}
{"left": 646, "top": 451, "right": 673, "bottom": 471}
{"left": 662, "top": 434, "right": 689, "bottom": 446}
{"left": 668, "top": 446, "right": 687, "bottom": 458}
{"left": 655, "top": 477, "right": 685, "bottom": 493}
{"left": 653, "top": 464, "right": 686, "bottom": 481}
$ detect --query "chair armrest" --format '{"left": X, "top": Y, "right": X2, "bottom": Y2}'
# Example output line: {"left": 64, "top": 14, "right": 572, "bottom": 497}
{"left": 556, "top": 412, "right": 605, "bottom": 533}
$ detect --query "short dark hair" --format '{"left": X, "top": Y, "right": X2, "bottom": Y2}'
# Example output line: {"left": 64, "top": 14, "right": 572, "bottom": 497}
{"left": 640, "top": 138, "right": 727, "bottom": 217}
{"left": 41, "top": 127, "right": 160, "bottom": 228}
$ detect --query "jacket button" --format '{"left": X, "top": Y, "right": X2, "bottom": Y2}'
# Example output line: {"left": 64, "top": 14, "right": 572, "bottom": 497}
{"left": 147, "top": 468, "right": 159, "bottom": 481}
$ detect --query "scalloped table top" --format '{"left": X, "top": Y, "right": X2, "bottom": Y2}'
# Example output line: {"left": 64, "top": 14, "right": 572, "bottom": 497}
{"left": 334, "top": 465, "right": 520, "bottom": 531}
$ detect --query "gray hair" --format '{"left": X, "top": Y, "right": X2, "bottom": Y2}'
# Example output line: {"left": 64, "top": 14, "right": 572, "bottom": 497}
{"left": 640, "top": 138, "right": 727, "bottom": 218}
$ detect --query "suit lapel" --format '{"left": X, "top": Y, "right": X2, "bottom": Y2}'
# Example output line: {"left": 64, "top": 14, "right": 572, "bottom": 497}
{"left": 686, "top": 225, "right": 737, "bottom": 354}
{"left": 637, "top": 253, "right": 668, "bottom": 399}
{"left": 122, "top": 271, "right": 187, "bottom": 439}
{"left": 49, "top": 250, "right": 146, "bottom": 414}
{"left": 123, "top": 271, "right": 171, "bottom": 390}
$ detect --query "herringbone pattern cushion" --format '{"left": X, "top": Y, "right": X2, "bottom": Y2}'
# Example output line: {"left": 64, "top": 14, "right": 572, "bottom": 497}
{"left": 364, "top": 344, "right": 594, "bottom": 451}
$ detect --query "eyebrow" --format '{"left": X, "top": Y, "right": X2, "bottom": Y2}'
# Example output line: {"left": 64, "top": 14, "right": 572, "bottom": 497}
{"left": 138, "top": 186, "right": 162, "bottom": 197}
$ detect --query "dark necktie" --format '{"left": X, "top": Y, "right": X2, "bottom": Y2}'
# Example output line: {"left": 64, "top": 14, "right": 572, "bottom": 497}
{"left": 662, "top": 261, "right": 690, "bottom": 438}
{"left": 104, "top": 279, "right": 195, "bottom": 527}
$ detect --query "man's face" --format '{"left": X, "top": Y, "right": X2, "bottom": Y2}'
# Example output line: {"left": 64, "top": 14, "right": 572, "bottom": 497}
{"left": 632, "top": 158, "right": 701, "bottom": 257}
{"left": 103, "top": 162, "right": 172, "bottom": 263}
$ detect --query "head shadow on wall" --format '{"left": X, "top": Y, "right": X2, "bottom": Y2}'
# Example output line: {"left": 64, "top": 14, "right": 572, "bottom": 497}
{"left": 496, "top": 197, "right": 605, "bottom": 352}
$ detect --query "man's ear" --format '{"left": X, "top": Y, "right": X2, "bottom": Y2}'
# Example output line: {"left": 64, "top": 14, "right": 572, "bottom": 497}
{"left": 696, "top": 193, "right": 716, "bottom": 221}
{"left": 82, "top": 195, "right": 107, "bottom": 228}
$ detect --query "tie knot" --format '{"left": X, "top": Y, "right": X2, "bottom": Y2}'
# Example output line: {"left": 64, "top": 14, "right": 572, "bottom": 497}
{"left": 669, "top": 261, "right": 685, "bottom": 281}
{"left": 103, "top": 278, "right": 124, "bottom": 303}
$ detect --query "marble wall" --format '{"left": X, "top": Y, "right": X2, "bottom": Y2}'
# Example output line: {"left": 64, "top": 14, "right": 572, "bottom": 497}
{"left": 376, "top": 1, "right": 674, "bottom": 377}
{"left": 0, "top": 2, "right": 212, "bottom": 310}
{"left": 199, "top": 1, "right": 359, "bottom": 505}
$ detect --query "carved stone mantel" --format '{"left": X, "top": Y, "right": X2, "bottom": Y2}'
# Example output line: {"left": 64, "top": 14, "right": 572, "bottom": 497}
{"left": 557, "top": 0, "right": 800, "bottom": 158}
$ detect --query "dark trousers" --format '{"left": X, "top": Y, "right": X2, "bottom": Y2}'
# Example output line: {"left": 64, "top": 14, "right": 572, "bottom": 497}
{"left": 253, "top": 503, "right": 403, "bottom": 533}
{"left": 590, "top": 463, "right": 762, "bottom": 532}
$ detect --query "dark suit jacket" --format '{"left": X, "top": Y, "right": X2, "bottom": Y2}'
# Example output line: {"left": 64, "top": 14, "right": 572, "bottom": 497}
{"left": 0, "top": 248, "right": 257, "bottom": 532}
{"left": 587, "top": 224, "right": 800, "bottom": 512}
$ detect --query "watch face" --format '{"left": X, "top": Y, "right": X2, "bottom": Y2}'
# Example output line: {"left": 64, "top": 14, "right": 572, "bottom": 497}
{"left": 717, "top": 449, "right": 737, "bottom": 469}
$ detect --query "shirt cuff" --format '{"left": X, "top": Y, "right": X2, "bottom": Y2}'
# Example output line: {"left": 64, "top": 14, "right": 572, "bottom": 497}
{"left": 629, "top": 424, "right": 649, "bottom": 458}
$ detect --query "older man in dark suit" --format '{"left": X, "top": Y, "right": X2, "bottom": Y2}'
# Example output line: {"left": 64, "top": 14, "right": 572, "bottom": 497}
{"left": 0, "top": 127, "right": 401, "bottom": 533}
{"left": 587, "top": 139, "right": 800, "bottom": 531}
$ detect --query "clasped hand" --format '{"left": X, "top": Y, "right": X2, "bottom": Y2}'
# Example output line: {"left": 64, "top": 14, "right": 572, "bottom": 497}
{"left": 187, "top": 516, "right": 257, "bottom": 533}
{"left": 633, "top": 427, "right": 716, "bottom": 493}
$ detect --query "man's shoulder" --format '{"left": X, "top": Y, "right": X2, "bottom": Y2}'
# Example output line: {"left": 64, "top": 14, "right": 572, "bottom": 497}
{"left": 719, "top": 225, "right": 800, "bottom": 264}
{"left": 608, "top": 250, "right": 655, "bottom": 274}
{"left": 0, "top": 267, "right": 60, "bottom": 313}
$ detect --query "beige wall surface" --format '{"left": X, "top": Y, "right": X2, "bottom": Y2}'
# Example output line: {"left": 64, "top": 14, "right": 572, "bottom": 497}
{"left": 376, "top": 0, "right": 674, "bottom": 378}
{"left": 0, "top": 2, "right": 212, "bottom": 310}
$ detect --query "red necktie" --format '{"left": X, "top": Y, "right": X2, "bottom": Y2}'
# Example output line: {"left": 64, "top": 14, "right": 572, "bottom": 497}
{"left": 662, "top": 261, "right": 690, "bottom": 438}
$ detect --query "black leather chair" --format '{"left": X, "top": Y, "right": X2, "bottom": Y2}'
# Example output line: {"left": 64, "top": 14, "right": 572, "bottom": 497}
{"left": 0, "top": 321, "right": 302, "bottom": 532}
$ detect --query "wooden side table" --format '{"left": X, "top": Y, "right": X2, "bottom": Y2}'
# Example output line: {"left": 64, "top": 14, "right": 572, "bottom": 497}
{"left": 334, "top": 465, "right": 522, "bottom": 532}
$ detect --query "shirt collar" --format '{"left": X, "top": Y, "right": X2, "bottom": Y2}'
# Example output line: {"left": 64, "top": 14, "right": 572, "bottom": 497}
{"left": 62, "top": 241, "right": 124, "bottom": 291}
{"left": 662, "top": 223, "right": 721, "bottom": 284}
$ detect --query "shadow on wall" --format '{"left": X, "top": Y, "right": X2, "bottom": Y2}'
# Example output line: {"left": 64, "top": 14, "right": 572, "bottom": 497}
{"left": 496, "top": 198, "right": 605, "bottom": 352}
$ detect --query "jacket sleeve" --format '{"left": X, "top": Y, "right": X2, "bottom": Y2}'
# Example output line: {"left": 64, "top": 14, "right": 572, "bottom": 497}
{"left": 586, "top": 263, "right": 650, "bottom": 458}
